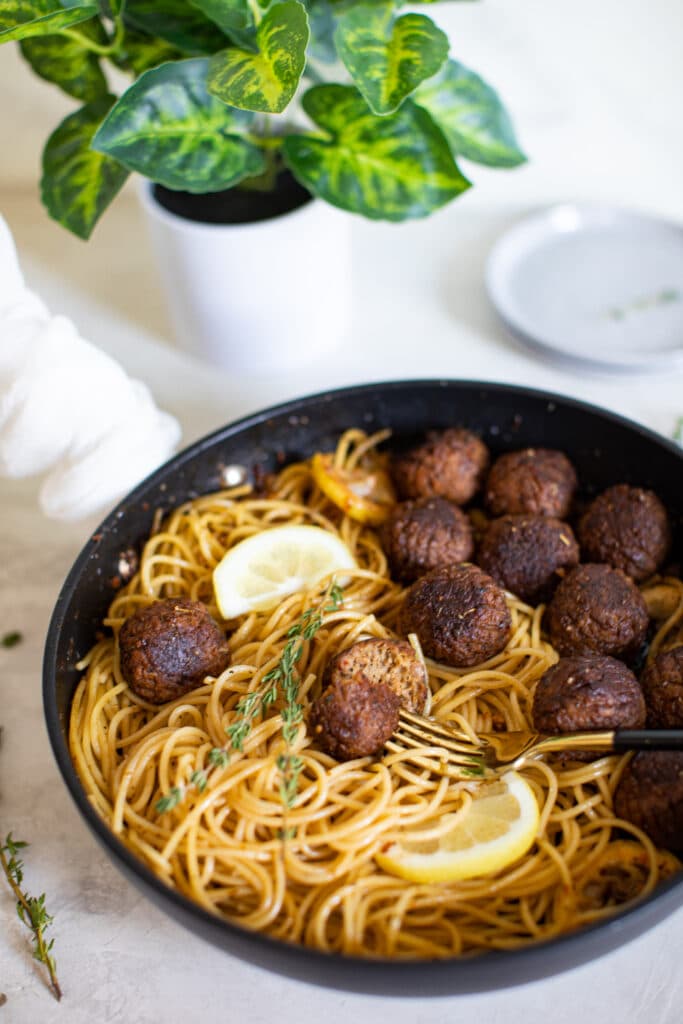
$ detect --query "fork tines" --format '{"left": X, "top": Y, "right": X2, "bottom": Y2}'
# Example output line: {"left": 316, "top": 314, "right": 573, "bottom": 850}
{"left": 387, "top": 709, "right": 488, "bottom": 778}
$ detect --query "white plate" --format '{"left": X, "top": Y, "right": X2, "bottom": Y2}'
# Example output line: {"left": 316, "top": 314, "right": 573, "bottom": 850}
{"left": 486, "top": 204, "right": 683, "bottom": 373}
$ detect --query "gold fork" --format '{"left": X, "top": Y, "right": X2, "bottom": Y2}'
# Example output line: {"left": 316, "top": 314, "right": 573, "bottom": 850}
{"left": 385, "top": 709, "right": 683, "bottom": 779}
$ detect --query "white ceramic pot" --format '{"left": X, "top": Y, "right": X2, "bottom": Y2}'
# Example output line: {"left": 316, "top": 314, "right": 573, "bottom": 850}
{"left": 139, "top": 181, "right": 352, "bottom": 373}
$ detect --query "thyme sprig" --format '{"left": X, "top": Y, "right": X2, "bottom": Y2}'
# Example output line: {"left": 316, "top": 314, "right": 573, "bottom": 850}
{"left": 155, "top": 582, "right": 344, "bottom": 815}
{"left": 266, "top": 581, "right": 344, "bottom": 809}
{"left": 0, "top": 834, "right": 62, "bottom": 1001}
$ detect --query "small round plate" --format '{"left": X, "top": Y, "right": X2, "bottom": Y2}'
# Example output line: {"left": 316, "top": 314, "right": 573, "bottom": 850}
{"left": 486, "top": 204, "right": 683, "bottom": 373}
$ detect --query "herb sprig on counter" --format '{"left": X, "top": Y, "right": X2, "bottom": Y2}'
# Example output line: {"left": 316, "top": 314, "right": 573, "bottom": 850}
{"left": 1, "top": 631, "right": 23, "bottom": 648}
{"left": 0, "top": 834, "right": 62, "bottom": 1001}
{"left": 155, "top": 582, "right": 344, "bottom": 815}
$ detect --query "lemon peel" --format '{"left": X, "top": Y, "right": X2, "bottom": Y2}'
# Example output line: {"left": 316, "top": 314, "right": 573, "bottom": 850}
{"left": 376, "top": 771, "right": 539, "bottom": 884}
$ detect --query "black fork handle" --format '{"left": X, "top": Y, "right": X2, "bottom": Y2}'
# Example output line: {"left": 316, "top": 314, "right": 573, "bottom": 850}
{"left": 613, "top": 729, "right": 683, "bottom": 752}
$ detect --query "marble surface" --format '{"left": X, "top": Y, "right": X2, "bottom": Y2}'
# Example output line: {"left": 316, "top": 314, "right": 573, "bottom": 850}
{"left": 2, "top": 1, "right": 683, "bottom": 1021}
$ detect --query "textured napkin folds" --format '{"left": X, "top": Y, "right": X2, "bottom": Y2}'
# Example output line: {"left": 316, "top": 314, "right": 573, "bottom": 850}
{"left": 0, "top": 215, "right": 181, "bottom": 520}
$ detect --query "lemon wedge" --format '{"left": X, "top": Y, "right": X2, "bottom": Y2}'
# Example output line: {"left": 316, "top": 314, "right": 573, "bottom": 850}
{"left": 311, "top": 452, "right": 396, "bottom": 525}
{"left": 376, "top": 772, "right": 539, "bottom": 884}
{"left": 213, "top": 524, "right": 356, "bottom": 619}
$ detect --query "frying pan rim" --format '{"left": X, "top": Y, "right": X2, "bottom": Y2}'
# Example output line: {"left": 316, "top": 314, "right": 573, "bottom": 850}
{"left": 42, "top": 378, "right": 683, "bottom": 995}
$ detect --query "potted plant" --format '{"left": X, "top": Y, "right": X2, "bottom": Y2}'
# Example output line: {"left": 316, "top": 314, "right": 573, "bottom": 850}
{"left": 1, "top": 1, "right": 526, "bottom": 371}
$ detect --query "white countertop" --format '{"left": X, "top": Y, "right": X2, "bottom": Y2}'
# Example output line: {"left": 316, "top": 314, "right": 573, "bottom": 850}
{"left": 2, "top": 1, "right": 683, "bottom": 1021}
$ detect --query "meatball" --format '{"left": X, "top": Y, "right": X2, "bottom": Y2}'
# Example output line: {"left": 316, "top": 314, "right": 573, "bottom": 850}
{"left": 577, "top": 484, "right": 670, "bottom": 582}
{"left": 380, "top": 497, "right": 474, "bottom": 583}
{"left": 484, "top": 448, "right": 577, "bottom": 518}
{"left": 545, "top": 564, "right": 649, "bottom": 660}
{"left": 532, "top": 655, "right": 646, "bottom": 739}
{"left": 391, "top": 428, "right": 489, "bottom": 505}
{"left": 323, "top": 637, "right": 429, "bottom": 713}
{"left": 398, "top": 563, "right": 511, "bottom": 668}
{"left": 640, "top": 646, "right": 683, "bottom": 727}
{"left": 309, "top": 679, "right": 399, "bottom": 759}
{"left": 119, "top": 598, "right": 230, "bottom": 704}
{"left": 614, "top": 752, "right": 683, "bottom": 852}
{"left": 477, "top": 514, "right": 579, "bottom": 605}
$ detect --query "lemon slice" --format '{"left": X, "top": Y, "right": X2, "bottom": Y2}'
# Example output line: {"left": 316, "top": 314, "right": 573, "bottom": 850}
{"left": 376, "top": 772, "right": 539, "bottom": 884}
{"left": 213, "top": 524, "right": 357, "bottom": 619}
{"left": 311, "top": 452, "right": 396, "bottom": 525}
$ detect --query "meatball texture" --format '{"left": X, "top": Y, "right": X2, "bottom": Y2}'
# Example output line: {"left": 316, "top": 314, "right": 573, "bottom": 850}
{"left": 640, "top": 646, "right": 683, "bottom": 727}
{"left": 532, "top": 655, "right": 646, "bottom": 737}
{"left": 485, "top": 448, "right": 577, "bottom": 518}
{"left": 380, "top": 497, "right": 474, "bottom": 583}
{"left": 309, "top": 679, "right": 400, "bottom": 759}
{"left": 577, "top": 484, "right": 670, "bottom": 582}
{"left": 119, "top": 598, "right": 230, "bottom": 704}
{"left": 391, "top": 428, "right": 489, "bottom": 506}
{"left": 614, "top": 751, "right": 683, "bottom": 852}
{"left": 545, "top": 564, "right": 649, "bottom": 660}
{"left": 477, "top": 514, "right": 579, "bottom": 604}
{"left": 398, "top": 563, "right": 512, "bottom": 668}
{"left": 323, "top": 637, "right": 429, "bottom": 713}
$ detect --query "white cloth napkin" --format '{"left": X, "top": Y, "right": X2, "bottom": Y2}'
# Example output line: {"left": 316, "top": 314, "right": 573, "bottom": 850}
{"left": 0, "top": 214, "right": 181, "bottom": 520}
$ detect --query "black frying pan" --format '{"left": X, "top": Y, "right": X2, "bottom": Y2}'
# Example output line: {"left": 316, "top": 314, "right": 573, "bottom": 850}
{"left": 43, "top": 380, "right": 683, "bottom": 996}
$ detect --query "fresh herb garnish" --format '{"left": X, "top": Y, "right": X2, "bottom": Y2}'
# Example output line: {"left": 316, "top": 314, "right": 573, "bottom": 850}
{"left": 0, "top": 834, "right": 62, "bottom": 1001}
{"left": 263, "top": 581, "right": 344, "bottom": 810}
{"left": 673, "top": 417, "right": 683, "bottom": 445}
{"left": 1, "top": 632, "right": 22, "bottom": 649}
{"left": 155, "top": 582, "right": 344, "bottom": 817}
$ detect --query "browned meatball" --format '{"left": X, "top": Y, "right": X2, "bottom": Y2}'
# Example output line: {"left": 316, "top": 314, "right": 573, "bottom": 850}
{"left": 380, "top": 497, "right": 474, "bottom": 583}
{"left": 477, "top": 515, "right": 579, "bottom": 605}
{"left": 640, "top": 647, "right": 683, "bottom": 727}
{"left": 398, "top": 563, "right": 512, "bottom": 668}
{"left": 532, "top": 656, "right": 646, "bottom": 739}
{"left": 323, "top": 638, "right": 429, "bottom": 713}
{"left": 577, "top": 484, "right": 670, "bottom": 582}
{"left": 545, "top": 564, "right": 649, "bottom": 660}
{"left": 119, "top": 598, "right": 230, "bottom": 704}
{"left": 391, "top": 428, "right": 489, "bottom": 505}
{"left": 614, "top": 752, "right": 683, "bottom": 851}
{"left": 485, "top": 448, "right": 577, "bottom": 518}
{"left": 308, "top": 679, "right": 399, "bottom": 759}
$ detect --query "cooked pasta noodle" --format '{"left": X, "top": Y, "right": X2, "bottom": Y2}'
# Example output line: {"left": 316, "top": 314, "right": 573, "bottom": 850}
{"left": 69, "top": 430, "right": 681, "bottom": 958}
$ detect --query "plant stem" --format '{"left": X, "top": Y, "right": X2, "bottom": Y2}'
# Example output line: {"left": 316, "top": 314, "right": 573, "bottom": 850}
{"left": 247, "top": 0, "right": 263, "bottom": 27}
{"left": 59, "top": 9, "right": 126, "bottom": 57}
{"left": 0, "top": 838, "right": 62, "bottom": 1001}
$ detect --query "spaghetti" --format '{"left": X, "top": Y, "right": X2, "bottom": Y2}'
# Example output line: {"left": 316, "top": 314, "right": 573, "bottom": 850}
{"left": 69, "top": 430, "right": 681, "bottom": 958}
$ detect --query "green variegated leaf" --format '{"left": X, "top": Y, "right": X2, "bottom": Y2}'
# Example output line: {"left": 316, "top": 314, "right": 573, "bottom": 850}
{"left": 190, "top": 0, "right": 255, "bottom": 51}
{"left": 92, "top": 58, "right": 265, "bottom": 191}
{"left": 207, "top": 1, "right": 309, "bottom": 114}
{"left": 0, "top": 0, "right": 98, "bottom": 43}
{"left": 111, "top": 28, "right": 184, "bottom": 75}
{"left": 415, "top": 59, "right": 526, "bottom": 168}
{"left": 124, "top": 0, "right": 228, "bottom": 54}
{"left": 334, "top": 3, "right": 448, "bottom": 115}
{"left": 20, "top": 19, "right": 108, "bottom": 101}
{"left": 41, "top": 95, "right": 129, "bottom": 239}
{"left": 283, "top": 84, "right": 469, "bottom": 221}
